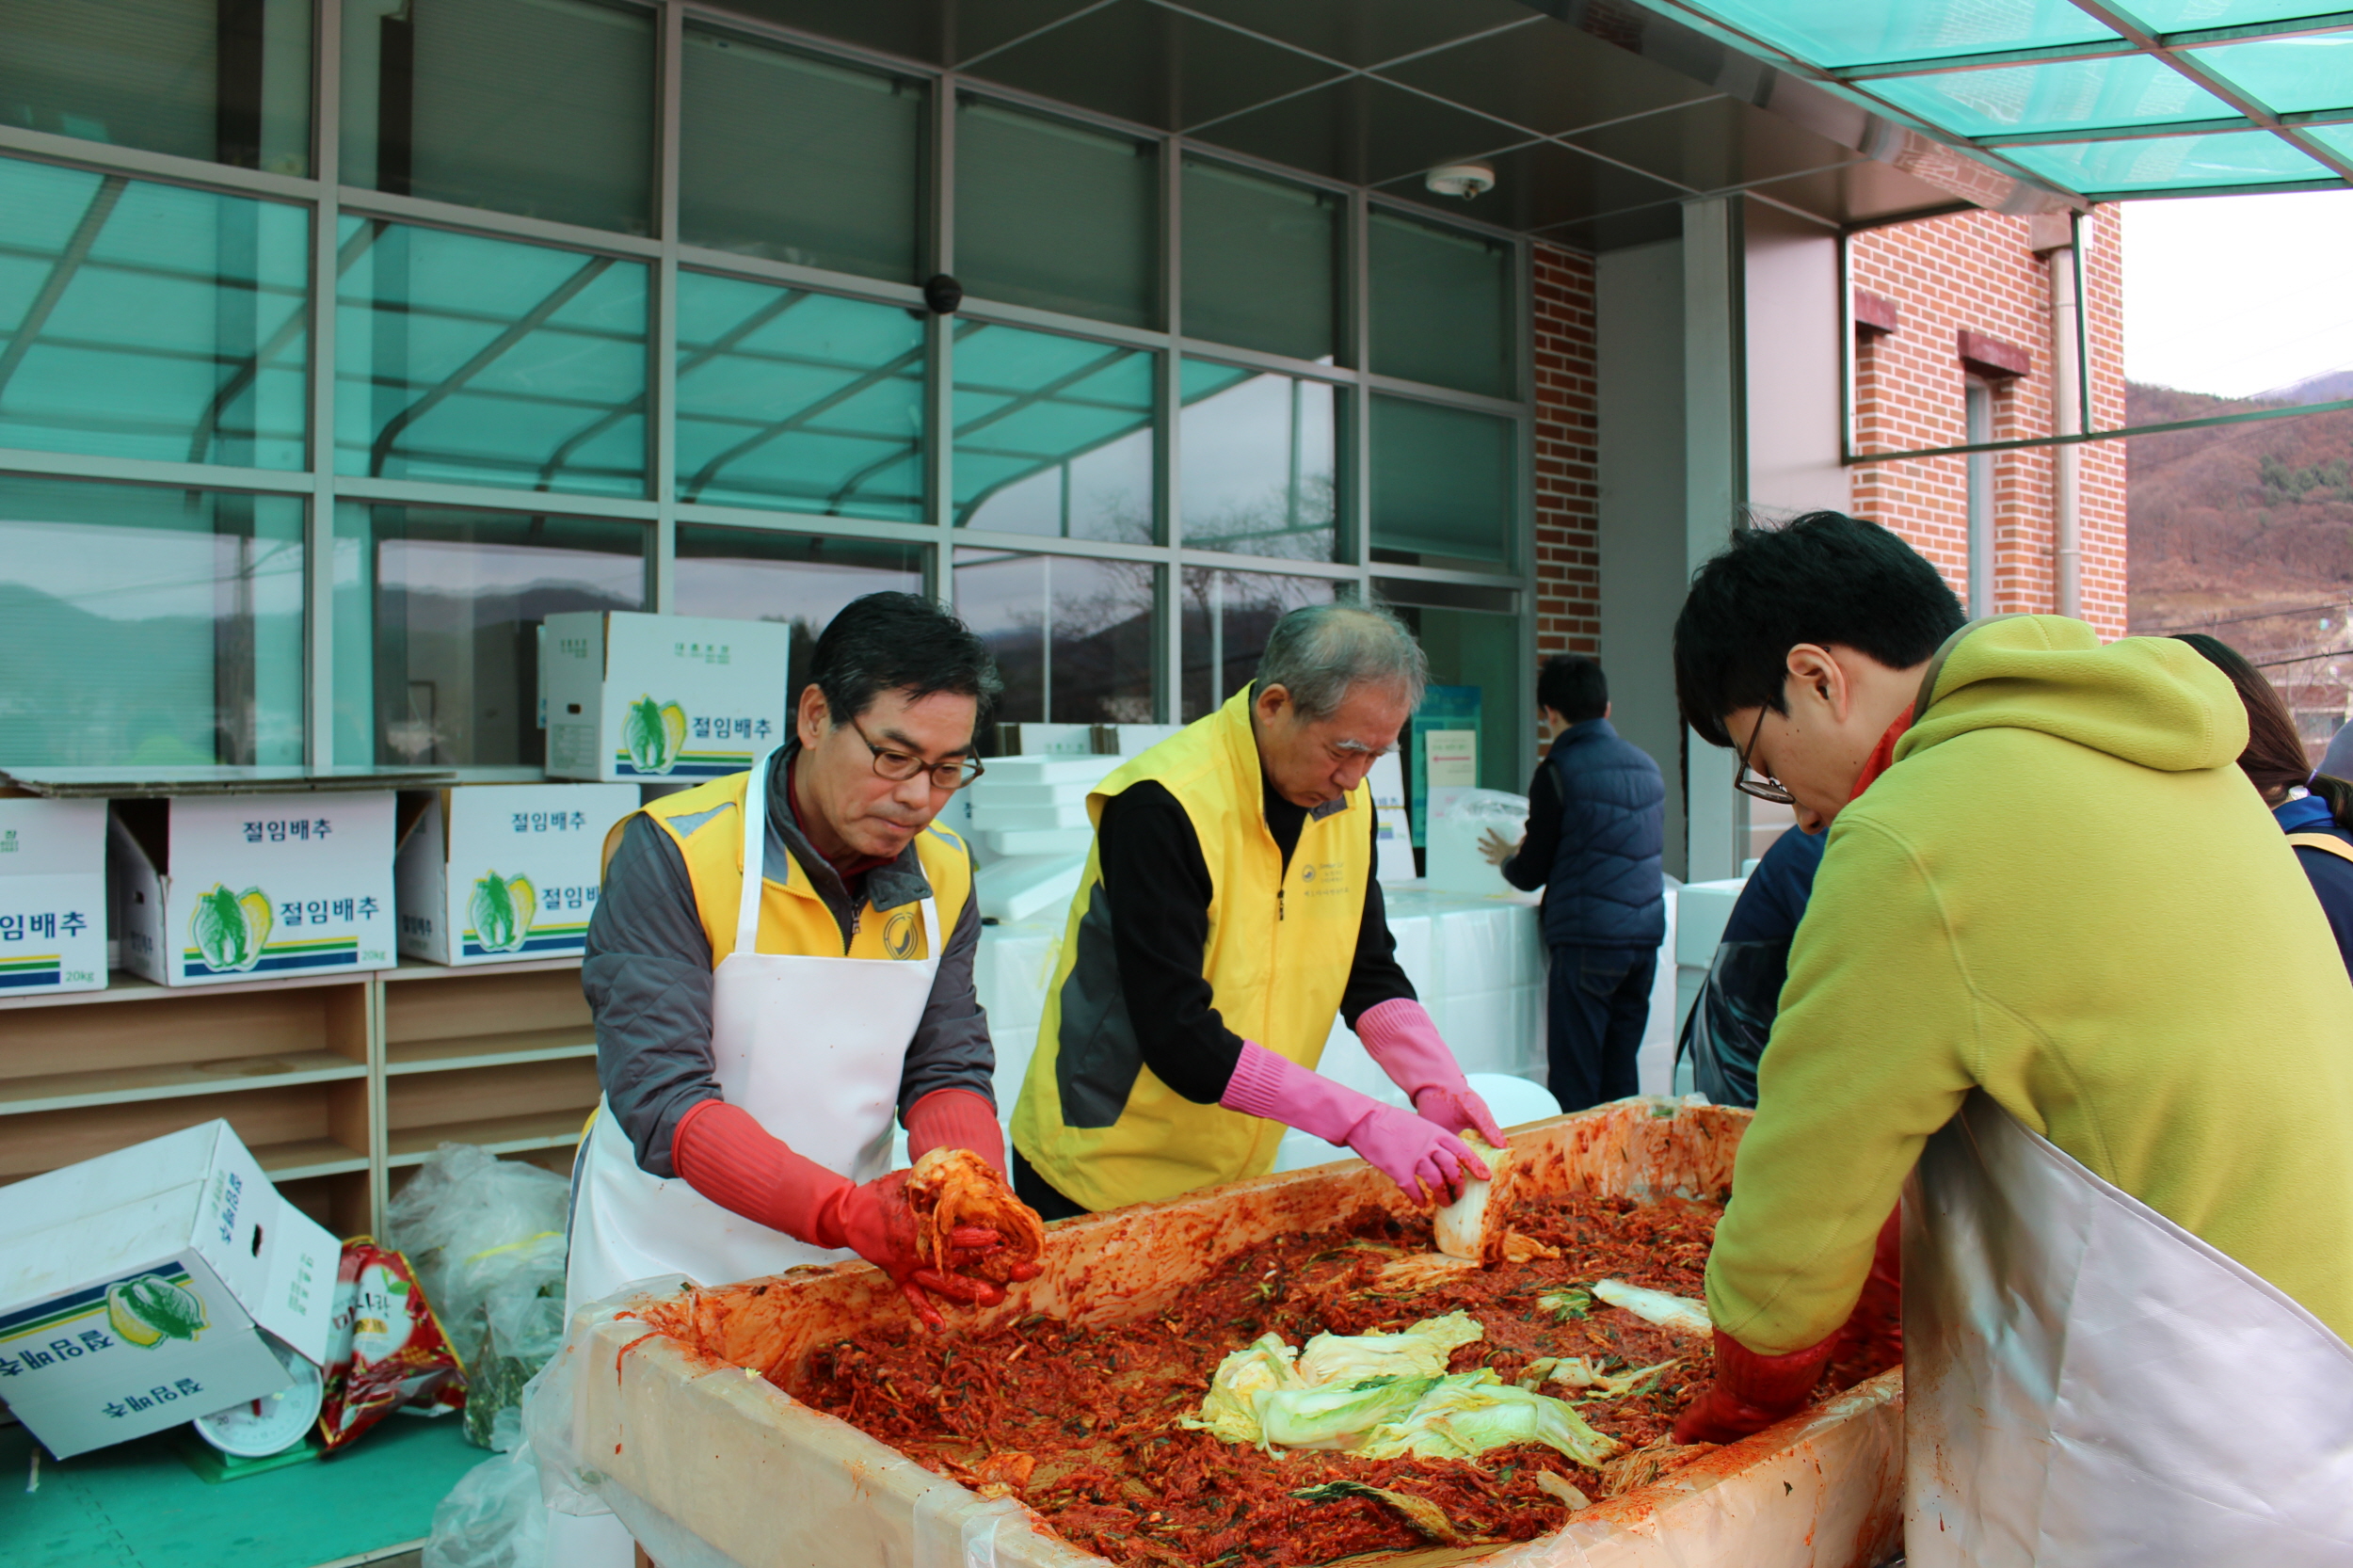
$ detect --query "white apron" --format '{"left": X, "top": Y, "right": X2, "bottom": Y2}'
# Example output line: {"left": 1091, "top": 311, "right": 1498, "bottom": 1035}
{"left": 564, "top": 744, "right": 944, "bottom": 1314}
{"left": 1905, "top": 1090, "right": 2353, "bottom": 1565}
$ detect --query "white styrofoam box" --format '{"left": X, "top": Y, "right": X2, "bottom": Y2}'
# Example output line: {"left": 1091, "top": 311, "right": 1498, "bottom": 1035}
{"left": 978, "top": 755, "right": 1126, "bottom": 786}
{"left": 1368, "top": 752, "right": 1414, "bottom": 885}
{"left": 973, "top": 853, "right": 1089, "bottom": 924}
{"left": 981, "top": 826, "right": 1095, "bottom": 858}
{"left": 1636, "top": 881, "right": 1680, "bottom": 1096}
{"left": 110, "top": 794, "right": 396, "bottom": 987}
{"left": 966, "top": 780, "right": 1097, "bottom": 809}
{"left": 1008, "top": 723, "right": 1096, "bottom": 757}
{"left": 1423, "top": 792, "right": 1530, "bottom": 897}
{"left": 394, "top": 783, "right": 638, "bottom": 965}
{"left": 543, "top": 611, "right": 791, "bottom": 783}
{"left": 971, "top": 920, "right": 1065, "bottom": 1112}
{"left": 0, "top": 1120, "right": 340, "bottom": 1459}
{"left": 968, "top": 802, "right": 1090, "bottom": 833}
{"left": 1673, "top": 876, "right": 1747, "bottom": 968}
{"left": 0, "top": 796, "right": 107, "bottom": 995}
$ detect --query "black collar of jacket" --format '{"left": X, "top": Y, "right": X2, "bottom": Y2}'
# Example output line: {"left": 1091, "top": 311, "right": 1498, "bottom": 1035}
{"left": 765, "top": 739, "right": 936, "bottom": 914}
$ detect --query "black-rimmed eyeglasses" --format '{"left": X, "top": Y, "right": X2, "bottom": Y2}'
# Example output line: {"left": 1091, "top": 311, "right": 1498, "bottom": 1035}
{"left": 1735, "top": 708, "right": 1796, "bottom": 806}
{"left": 847, "top": 714, "right": 984, "bottom": 792}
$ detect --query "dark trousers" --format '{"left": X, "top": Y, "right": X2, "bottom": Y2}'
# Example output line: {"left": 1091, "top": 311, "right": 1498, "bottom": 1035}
{"left": 1545, "top": 942, "right": 1657, "bottom": 1113}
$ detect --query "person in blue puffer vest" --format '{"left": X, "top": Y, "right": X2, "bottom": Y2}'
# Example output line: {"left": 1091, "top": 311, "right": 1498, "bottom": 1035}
{"left": 1678, "top": 824, "right": 1826, "bottom": 1109}
{"left": 1481, "top": 654, "right": 1666, "bottom": 1111}
{"left": 2177, "top": 632, "right": 2353, "bottom": 980}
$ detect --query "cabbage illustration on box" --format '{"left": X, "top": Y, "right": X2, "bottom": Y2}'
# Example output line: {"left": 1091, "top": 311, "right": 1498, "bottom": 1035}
{"left": 541, "top": 611, "right": 791, "bottom": 783}
{"left": 0, "top": 796, "right": 109, "bottom": 995}
{"left": 107, "top": 1273, "right": 208, "bottom": 1346}
{"left": 110, "top": 794, "right": 397, "bottom": 987}
{"left": 395, "top": 783, "right": 638, "bottom": 966}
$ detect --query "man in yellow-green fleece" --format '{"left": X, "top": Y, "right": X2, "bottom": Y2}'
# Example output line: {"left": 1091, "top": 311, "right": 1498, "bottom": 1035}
{"left": 1669, "top": 513, "right": 2353, "bottom": 1564}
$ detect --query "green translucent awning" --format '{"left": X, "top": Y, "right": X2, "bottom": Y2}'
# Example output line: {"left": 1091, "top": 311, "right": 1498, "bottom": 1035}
{"left": 1652, "top": 1, "right": 2353, "bottom": 198}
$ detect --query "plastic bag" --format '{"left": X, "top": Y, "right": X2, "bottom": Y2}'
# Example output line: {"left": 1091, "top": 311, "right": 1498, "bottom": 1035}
{"left": 318, "top": 1240, "right": 464, "bottom": 1453}
{"left": 1425, "top": 789, "right": 1530, "bottom": 895}
{"left": 388, "top": 1143, "right": 571, "bottom": 1447}
{"left": 423, "top": 1415, "right": 546, "bottom": 1568}
{"left": 1674, "top": 939, "right": 1791, "bottom": 1111}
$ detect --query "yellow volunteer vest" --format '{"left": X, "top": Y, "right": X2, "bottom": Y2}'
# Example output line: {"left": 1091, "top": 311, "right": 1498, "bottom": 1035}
{"left": 1010, "top": 687, "right": 1373, "bottom": 1211}
{"left": 603, "top": 767, "right": 973, "bottom": 967}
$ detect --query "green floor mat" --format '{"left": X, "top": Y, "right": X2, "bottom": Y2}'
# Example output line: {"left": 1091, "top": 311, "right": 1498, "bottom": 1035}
{"left": 0, "top": 1415, "right": 486, "bottom": 1568}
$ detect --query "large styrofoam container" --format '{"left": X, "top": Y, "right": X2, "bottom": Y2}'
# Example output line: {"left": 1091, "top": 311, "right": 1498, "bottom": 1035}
{"left": 533, "top": 1099, "right": 1902, "bottom": 1568}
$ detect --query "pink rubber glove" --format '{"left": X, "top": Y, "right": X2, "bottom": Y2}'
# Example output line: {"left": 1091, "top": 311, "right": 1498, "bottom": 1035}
{"left": 1221, "top": 1041, "right": 1490, "bottom": 1204}
{"left": 1354, "top": 998, "right": 1510, "bottom": 1149}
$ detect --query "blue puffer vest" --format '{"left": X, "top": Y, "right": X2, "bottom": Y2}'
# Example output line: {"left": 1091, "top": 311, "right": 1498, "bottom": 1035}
{"left": 1540, "top": 717, "right": 1666, "bottom": 949}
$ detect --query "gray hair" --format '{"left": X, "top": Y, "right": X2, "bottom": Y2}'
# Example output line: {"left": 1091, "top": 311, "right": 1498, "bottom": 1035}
{"left": 1255, "top": 602, "right": 1429, "bottom": 722}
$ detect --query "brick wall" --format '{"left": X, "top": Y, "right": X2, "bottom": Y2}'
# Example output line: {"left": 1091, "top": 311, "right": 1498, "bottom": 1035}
{"left": 1849, "top": 206, "right": 2128, "bottom": 639}
{"left": 1532, "top": 243, "right": 1600, "bottom": 660}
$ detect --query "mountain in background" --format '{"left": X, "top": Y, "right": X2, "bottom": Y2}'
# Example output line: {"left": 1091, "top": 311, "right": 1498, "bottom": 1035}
{"left": 2126, "top": 375, "right": 2353, "bottom": 632}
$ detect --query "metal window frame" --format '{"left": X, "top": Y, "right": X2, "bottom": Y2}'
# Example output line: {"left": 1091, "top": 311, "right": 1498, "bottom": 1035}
{"left": 0, "top": 0, "right": 1537, "bottom": 771}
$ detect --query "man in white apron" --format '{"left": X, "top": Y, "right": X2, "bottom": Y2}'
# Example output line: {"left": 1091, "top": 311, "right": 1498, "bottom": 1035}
{"left": 549, "top": 592, "right": 1036, "bottom": 1568}
{"left": 1663, "top": 514, "right": 2353, "bottom": 1557}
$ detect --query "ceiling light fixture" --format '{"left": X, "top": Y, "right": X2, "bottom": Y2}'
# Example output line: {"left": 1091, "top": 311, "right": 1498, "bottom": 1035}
{"left": 1425, "top": 163, "right": 1496, "bottom": 200}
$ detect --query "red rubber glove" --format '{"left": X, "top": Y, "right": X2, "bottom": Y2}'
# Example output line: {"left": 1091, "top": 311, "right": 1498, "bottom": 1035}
{"left": 1355, "top": 999, "right": 1511, "bottom": 1151}
{"left": 1220, "top": 1040, "right": 1490, "bottom": 1204}
{"left": 904, "top": 1087, "right": 1006, "bottom": 1175}
{"left": 671, "top": 1099, "right": 1014, "bottom": 1329}
{"left": 1831, "top": 1207, "right": 1903, "bottom": 1368}
{"left": 1672, "top": 1328, "right": 1836, "bottom": 1446}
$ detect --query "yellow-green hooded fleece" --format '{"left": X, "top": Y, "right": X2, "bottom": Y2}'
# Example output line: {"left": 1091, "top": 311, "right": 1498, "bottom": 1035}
{"left": 1707, "top": 616, "right": 2353, "bottom": 1352}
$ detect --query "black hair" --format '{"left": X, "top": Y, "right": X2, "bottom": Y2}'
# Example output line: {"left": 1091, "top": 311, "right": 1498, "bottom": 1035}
{"left": 1673, "top": 511, "right": 1965, "bottom": 746}
{"left": 2174, "top": 632, "right": 2353, "bottom": 829}
{"left": 808, "top": 592, "right": 1002, "bottom": 731}
{"left": 1537, "top": 654, "right": 1608, "bottom": 725}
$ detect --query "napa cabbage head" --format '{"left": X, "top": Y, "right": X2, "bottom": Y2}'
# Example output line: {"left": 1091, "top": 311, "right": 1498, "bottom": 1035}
{"left": 469, "top": 872, "right": 538, "bottom": 952}
{"left": 623, "top": 696, "right": 689, "bottom": 774}
{"left": 1179, "top": 1334, "right": 1301, "bottom": 1445}
{"left": 191, "top": 885, "right": 272, "bottom": 972}
{"left": 1255, "top": 1374, "right": 1439, "bottom": 1452}
{"left": 1295, "top": 1310, "right": 1484, "bottom": 1385}
{"left": 1355, "top": 1370, "right": 1623, "bottom": 1468}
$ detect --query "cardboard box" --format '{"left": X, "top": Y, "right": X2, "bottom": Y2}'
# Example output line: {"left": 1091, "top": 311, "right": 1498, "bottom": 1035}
{"left": 543, "top": 612, "right": 792, "bottom": 783}
{"left": 110, "top": 794, "right": 396, "bottom": 987}
{"left": 0, "top": 796, "right": 107, "bottom": 994}
{"left": 395, "top": 783, "right": 639, "bottom": 964}
{"left": 0, "top": 1121, "right": 340, "bottom": 1459}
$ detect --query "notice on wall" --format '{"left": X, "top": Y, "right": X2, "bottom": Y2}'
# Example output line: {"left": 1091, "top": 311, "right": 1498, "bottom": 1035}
{"left": 1368, "top": 752, "right": 1415, "bottom": 885}
{"left": 1421, "top": 729, "right": 1478, "bottom": 790}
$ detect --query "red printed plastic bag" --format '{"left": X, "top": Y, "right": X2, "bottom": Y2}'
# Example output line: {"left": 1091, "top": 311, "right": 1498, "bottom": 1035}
{"left": 317, "top": 1238, "right": 464, "bottom": 1454}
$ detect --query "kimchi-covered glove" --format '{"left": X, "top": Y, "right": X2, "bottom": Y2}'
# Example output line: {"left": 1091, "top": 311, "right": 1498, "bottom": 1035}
{"left": 671, "top": 1098, "right": 1011, "bottom": 1330}
{"left": 1831, "top": 1207, "right": 1903, "bottom": 1367}
{"left": 1672, "top": 1328, "right": 1836, "bottom": 1446}
{"left": 1221, "top": 1040, "right": 1490, "bottom": 1204}
{"left": 1353, "top": 998, "right": 1509, "bottom": 1149}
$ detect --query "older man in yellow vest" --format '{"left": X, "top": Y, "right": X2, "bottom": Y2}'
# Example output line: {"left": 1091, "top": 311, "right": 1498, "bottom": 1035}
{"left": 1011, "top": 603, "right": 1507, "bottom": 1216}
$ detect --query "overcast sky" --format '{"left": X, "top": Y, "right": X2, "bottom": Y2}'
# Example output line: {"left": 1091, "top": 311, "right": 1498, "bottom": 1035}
{"left": 2122, "top": 188, "right": 2353, "bottom": 401}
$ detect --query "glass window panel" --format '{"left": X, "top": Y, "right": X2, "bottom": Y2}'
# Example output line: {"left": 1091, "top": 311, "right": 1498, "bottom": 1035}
{"left": 673, "top": 526, "right": 924, "bottom": 708}
{"left": 2193, "top": 36, "right": 2353, "bottom": 117}
{"left": 1680, "top": 0, "right": 2115, "bottom": 70}
{"left": 0, "top": 476, "right": 303, "bottom": 767}
{"left": 1178, "top": 360, "right": 1339, "bottom": 563}
{"left": 1369, "top": 210, "right": 1514, "bottom": 398}
{"left": 2121, "top": 0, "right": 2345, "bottom": 30}
{"left": 2310, "top": 125, "right": 2353, "bottom": 165}
{"left": 1385, "top": 600, "right": 1523, "bottom": 795}
{"left": 1369, "top": 395, "right": 1515, "bottom": 568}
{"left": 954, "top": 550, "right": 1160, "bottom": 741}
{"left": 1178, "top": 568, "right": 1341, "bottom": 722}
{"left": 0, "top": 0, "right": 311, "bottom": 173}
{"left": 334, "top": 218, "right": 648, "bottom": 496}
{"left": 1867, "top": 56, "right": 2232, "bottom": 137}
{"left": 0, "top": 157, "right": 308, "bottom": 468}
{"left": 953, "top": 324, "right": 1156, "bottom": 543}
{"left": 2001, "top": 129, "right": 2329, "bottom": 192}
{"left": 333, "top": 503, "right": 645, "bottom": 766}
{"left": 340, "top": 0, "right": 652, "bottom": 234}
{"left": 1181, "top": 159, "right": 1339, "bottom": 362}
{"left": 955, "top": 98, "right": 1156, "bottom": 328}
{"left": 675, "top": 273, "right": 924, "bottom": 520}
{"left": 680, "top": 27, "right": 922, "bottom": 281}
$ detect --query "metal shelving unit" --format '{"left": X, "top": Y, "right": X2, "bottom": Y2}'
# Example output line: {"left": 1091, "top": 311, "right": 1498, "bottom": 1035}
{"left": 0, "top": 955, "right": 600, "bottom": 1237}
